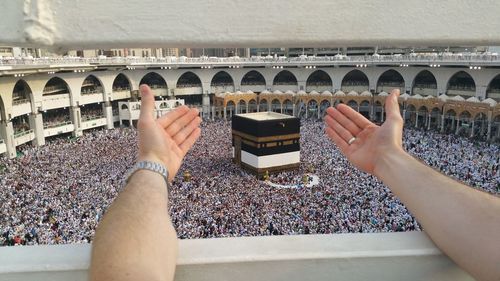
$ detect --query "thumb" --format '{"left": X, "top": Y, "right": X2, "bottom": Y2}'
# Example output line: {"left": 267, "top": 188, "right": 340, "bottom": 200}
{"left": 139, "top": 84, "right": 155, "bottom": 121}
{"left": 385, "top": 89, "right": 402, "bottom": 121}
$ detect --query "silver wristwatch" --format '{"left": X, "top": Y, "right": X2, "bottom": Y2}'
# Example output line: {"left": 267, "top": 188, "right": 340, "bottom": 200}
{"left": 126, "top": 161, "right": 170, "bottom": 191}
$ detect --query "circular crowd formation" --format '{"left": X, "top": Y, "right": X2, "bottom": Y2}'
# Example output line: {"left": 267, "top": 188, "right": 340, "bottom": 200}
{"left": 0, "top": 120, "right": 498, "bottom": 246}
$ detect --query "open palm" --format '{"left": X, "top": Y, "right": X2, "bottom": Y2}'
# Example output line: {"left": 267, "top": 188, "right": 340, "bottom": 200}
{"left": 324, "top": 89, "right": 404, "bottom": 176}
{"left": 137, "top": 85, "right": 201, "bottom": 181}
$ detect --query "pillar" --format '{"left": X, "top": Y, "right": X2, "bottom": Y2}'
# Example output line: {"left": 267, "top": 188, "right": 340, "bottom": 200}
{"left": 317, "top": 106, "right": 321, "bottom": 120}
{"left": 487, "top": 120, "right": 492, "bottom": 140}
{"left": 292, "top": 104, "right": 296, "bottom": 117}
{"left": 280, "top": 104, "right": 283, "bottom": 114}
{"left": 415, "top": 112, "right": 419, "bottom": 128}
{"left": 70, "top": 106, "right": 83, "bottom": 137}
{"left": 103, "top": 101, "right": 114, "bottom": 129}
{"left": 246, "top": 103, "right": 249, "bottom": 113}
{"left": 470, "top": 120, "right": 475, "bottom": 138}
{"left": 223, "top": 106, "right": 227, "bottom": 120}
{"left": 381, "top": 107, "right": 385, "bottom": 122}
{"left": 211, "top": 106, "right": 215, "bottom": 120}
{"left": 441, "top": 115, "right": 445, "bottom": 132}
{"left": 202, "top": 93, "right": 210, "bottom": 119}
{"left": 455, "top": 117, "right": 460, "bottom": 134}
{"left": 480, "top": 119, "right": 487, "bottom": 136}
{"left": 427, "top": 114, "right": 431, "bottom": 130}
{"left": 0, "top": 121, "right": 16, "bottom": 158}
{"left": 402, "top": 109, "right": 407, "bottom": 123}
{"left": 29, "top": 112, "right": 45, "bottom": 146}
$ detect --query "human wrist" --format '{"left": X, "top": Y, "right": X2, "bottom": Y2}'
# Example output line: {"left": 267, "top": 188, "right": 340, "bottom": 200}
{"left": 137, "top": 153, "right": 165, "bottom": 168}
{"left": 373, "top": 147, "right": 409, "bottom": 180}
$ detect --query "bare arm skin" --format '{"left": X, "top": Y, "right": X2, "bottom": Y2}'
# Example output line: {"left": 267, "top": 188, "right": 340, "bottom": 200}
{"left": 90, "top": 85, "right": 201, "bottom": 281}
{"left": 324, "top": 89, "right": 500, "bottom": 281}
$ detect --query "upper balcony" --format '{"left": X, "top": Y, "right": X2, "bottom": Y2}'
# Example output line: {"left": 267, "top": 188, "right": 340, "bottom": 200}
{"left": 1, "top": 54, "right": 500, "bottom": 72}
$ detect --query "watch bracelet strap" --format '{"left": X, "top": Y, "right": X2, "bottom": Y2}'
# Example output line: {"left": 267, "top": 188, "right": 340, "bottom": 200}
{"left": 125, "top": 160, "right": 170, "bottom": 192}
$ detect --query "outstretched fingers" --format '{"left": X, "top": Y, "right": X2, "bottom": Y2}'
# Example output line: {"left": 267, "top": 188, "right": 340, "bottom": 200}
{"left": 172, "top": 116, "right": 202, "bottom": 145}
{"left": 164, "top": 108, "right": 200, "bottom": 137}
{"left": 325, "top": 127, "right": 348, "bottom": 154}
{"left": 157, "top": 106, "right": 190, "bottom": 128}
{"left": 179, "top": 127, "right": 201, "bottom": 156}
{"left": 325, "top": 115, "right": 355, "bottom": 143}
{"left": 335, "top": 104, "right": 372, "bottom": 130}
{"left": 326, "top": 107, "right": 362, "bottom": 136}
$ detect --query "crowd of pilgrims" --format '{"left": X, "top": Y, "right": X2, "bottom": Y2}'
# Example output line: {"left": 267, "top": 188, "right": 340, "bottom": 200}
{"left": 0, "top": 119, "right": 498, "bottom": 246}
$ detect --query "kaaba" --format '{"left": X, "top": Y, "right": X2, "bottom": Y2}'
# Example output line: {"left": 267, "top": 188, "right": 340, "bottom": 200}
{"left": 232, "top": 112, "right": 300, "bottom": 176}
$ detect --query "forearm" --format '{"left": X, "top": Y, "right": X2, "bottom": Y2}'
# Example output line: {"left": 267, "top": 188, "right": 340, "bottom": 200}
{"left": 375, "top": 149, "right": 500, "bottom": 281}
{"left": 90, "top": 170, "right": 178, "bottom": 281}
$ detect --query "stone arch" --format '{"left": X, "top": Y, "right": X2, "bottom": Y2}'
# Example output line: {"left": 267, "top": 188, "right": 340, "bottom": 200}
{"left": 307, "top": 99, "right": 318, "bottom": 118}
{"left": 248, "top": 99, "right": 257, "bottom": 113}
{"left": 458, "top": 110, "right": 472, "bottom": 119}
{"left": 238, "top": 99, "right": 247, "bottom": 114}
{"left": 225, "top": 100, "right": 236, "bottom": 118}
{"left": 258, "top": 98, "right": 268, "bottom": 112}
{"left": 412, "top": 70, "right": 437, "bottom": 96}
{"left": 283, "top": 99, "right": 293, "bottom": 115}
{"left": 271, "top": 98, "right": 281, "bottom": 112}
{"left": 140, "top": 72, "right": 168, "bottom": 88}
{"left": 273, "top": 70, "right": 298, "bottom": 86}
{"left": 176, "top": 71, "right": 202, "bottom": 88}
{"left": 359, "top": 100, "right": 370, "bottom": 119}
{"left": 140, "top": 72, "right": 168, "bottom": 99}
{"left": 445, "top": 109, "right": 457, "bottom": 117}
{"left": 306, "top": 70, "right": 332, "bottom": 92}
{"left": 472, "top": 112, "right": 489, "bottom": 138}
{"left": 112, "top": 73, "right": 132, "bottom": 91}
{"left": 486, "top": 74, "right": 500, "bottom": 101}
{"left": 376, "top": 69, "right": 404, "bottom": 93}
{"left": 211, "top": 71, "right": 235, "bottom": 93}
{"left": 81, "top": 75, "right": 104, "bottom": 95}
{"left": 417, "top": 105, "right": 429, "bottom": 113}
{"left": 241, "top": 70, "right": 266, "bottom": 86}
{"left": 446, "top": 71, "right": 476, "bottom": 98}
{"left": 12, "top": 79, "right": 33, "bottom": 105}
{"left": 319, "top": 99, "right": 331, "bottom": 117}
{"left": 347, "top": 100, "right": 358, "bottom": 111}
{"left": 341, "top": 69, "right": 369, "bottom": 93}
{"left": 43, "top": 77, "right": 71, "bottom": 96}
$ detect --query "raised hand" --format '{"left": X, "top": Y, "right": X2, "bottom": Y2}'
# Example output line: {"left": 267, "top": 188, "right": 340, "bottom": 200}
{"left": 137, "top": 84, "right": 201, "bottom": 181}
{"left": 324, "top": 89, "right": 404, "bottom": 177}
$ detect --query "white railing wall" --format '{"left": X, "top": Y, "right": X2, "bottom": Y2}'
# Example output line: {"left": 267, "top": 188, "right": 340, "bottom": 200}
{"left": 0, "top": 232, "right": 473, "bottom": 281}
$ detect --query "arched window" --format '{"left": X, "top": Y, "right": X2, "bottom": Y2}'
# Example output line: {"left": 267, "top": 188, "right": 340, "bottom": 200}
{"left": 341, "top": 70, "right": 369, "bottom": 93}
{"left": 412, "top": 70, "right": 437, "bottom": 96}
